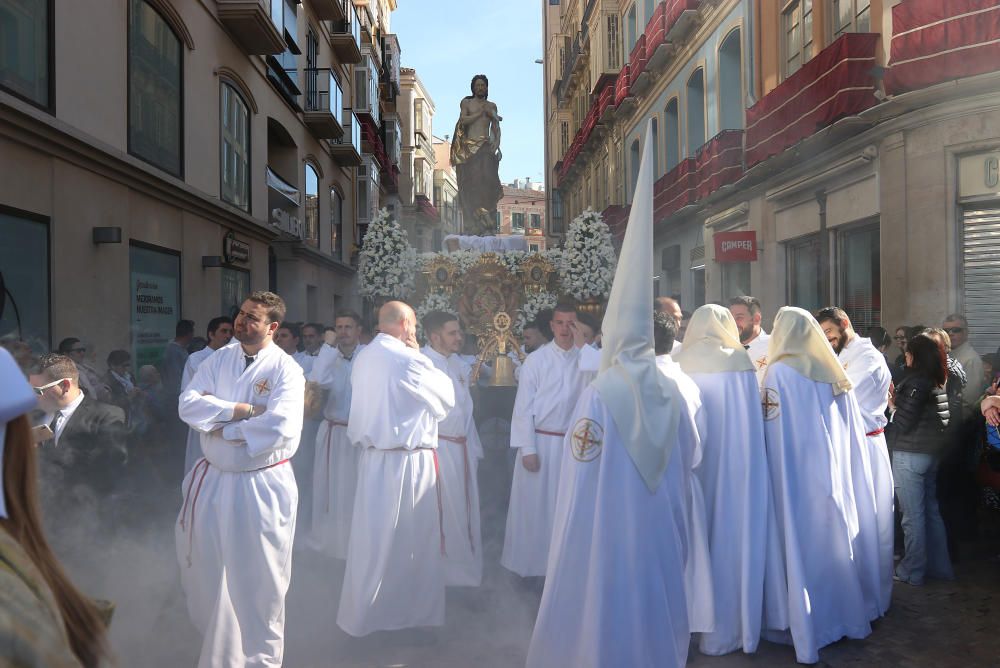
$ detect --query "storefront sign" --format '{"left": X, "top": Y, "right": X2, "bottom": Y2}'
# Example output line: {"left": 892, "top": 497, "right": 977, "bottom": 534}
{"left": 271, "top": 208, "right": 304, "bottom": 238}
{"left": 959, "top": 151, "right": 1000, "bottom": 199}
{"left": 713, "top": 231, "right": 757, "bottom": 263}
{"left": 130, "top": 245, "right": 180, "bottom": 370}
{"left": 223, "top": 232, "right": 250, "bottom": 265}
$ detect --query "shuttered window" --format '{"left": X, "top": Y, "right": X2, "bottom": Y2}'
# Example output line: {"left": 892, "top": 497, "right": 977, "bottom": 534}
{"left": 962, "top": 206, "right": 1000, "bottom": 353}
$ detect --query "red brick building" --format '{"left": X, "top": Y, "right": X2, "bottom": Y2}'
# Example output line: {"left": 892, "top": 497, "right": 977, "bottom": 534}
{"left": 498, "top": 183, "right": 547, "bottom": 251}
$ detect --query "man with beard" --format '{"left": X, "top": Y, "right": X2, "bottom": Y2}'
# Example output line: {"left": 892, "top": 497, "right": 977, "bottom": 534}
{"left": 521, "top": 320, "right": 549, "bottom": 355}
{"left": 176, "top": 291, "right": 304, "bottom": 668}
{"left": 180, "top": 316, "right": 234, "bottom": 476}
{"left": 654, "top": 296, "right": 684, "bottom": 352}
{"left": 817, "top": 306, "right": 894, "bottom": 617}
{"left": 452, "top": 74, "right": 504, "bottom": 235}
{"left": 421, "top": 311, "right": 484, "bottom": 586}
{"left": 728, "top": 295, "right": 770, "bottom": 385}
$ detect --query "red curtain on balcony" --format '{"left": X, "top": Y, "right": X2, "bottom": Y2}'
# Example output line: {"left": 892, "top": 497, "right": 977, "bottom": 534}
{"left": 665, "top": 0, "right": 700, "bottom": 37}
{"left": 615, "top": 64, "right": 631, "bottom": 106}
{"left": 645, "top": 2, "right": 667, "bottom": 58}
{"left": 744, "top": 33, "right": 879, "bottom": 168}
{"left": 884, "top": 0, "right": 1000, "bottom": 95}
{"left": 654, "top": 157, "right": 696, "bottom": 220}
{"left": 694, "top": 130, "right": 744, "bottom": 200}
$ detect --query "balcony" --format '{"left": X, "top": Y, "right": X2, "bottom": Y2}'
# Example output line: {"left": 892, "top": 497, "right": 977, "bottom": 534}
{"left": 693, "top": 129, "right": 744, "bottom": 201}
{"left": 885, "top": 0, "right": 1000, "bottom": 95}
{"left": 328, "top": 1, "right": 362, "bottom": 63}
{"left": 597, "top": 82, "right": 616, "bottom": 125}
{"left": 614, "top": 64, "right": 636, "bottom": 115}
{"left": 653, "top": 157, "right": 696, "bottom": 221}
{"left": 330, "top": 112, "right": 363, "bottom": 165}
{"left": 664, "top": 0, "right": 701, "bottom": 43}
{"left": 645, "top": 1, "right": 674, "bottom": 72}
{"left": 303, "top": 69, "right": 344, "bottom": 139}
{"left": 745, "top": 33, "right": 879, "bottom": 168}
{"left": 359, "top": 115, "right": 387, "bottom": 169}
{"left": 629, "top": 34, "right": 651, "bottom": 95}
{"left": 217, "top": 0, "right": 285, "bottom": 55}
{"left": 415, "top": 194, "right": 439, "bottom": 221}
{"left": 382, "top": 34, "right": 401, "bottom": 96}
{"left": 306, "top": 0, "right": 345, "bottom": 22}
{"left": 602, "top": 205, "right": 630, "bottom": 242}
{"left": 557, "top": 31, "right": 583, "bottom": 103}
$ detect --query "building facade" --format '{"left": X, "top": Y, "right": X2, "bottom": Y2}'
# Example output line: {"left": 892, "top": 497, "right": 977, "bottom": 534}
{"left": 397, "top": 66, "right": 439, "bottom": 252}
{"left": 432, "top": 136, "right": 464, "bottom": 242}
{"left": 498, "top": 183, "right": 548, "bottom": 251}
{"left": 544, "top": 0, "right": 1000, "bottom": 354}
{"left": 0, "top": 0, "right": 404, "bottom": 368}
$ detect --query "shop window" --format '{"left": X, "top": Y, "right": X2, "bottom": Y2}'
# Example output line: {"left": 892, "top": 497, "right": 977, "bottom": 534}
{"left": 786, "top": 234, "right": 823, "bottom": 312}
{"left": 783, "top": 0, "right": 813, "bottom": 78}
{"left": 304, "top": 163, "right": 319, "bottom": 247}
{"left": 128, "top": 0, "right": 183, "bottom": 176}
{"left": 718, "top": 28, "right": 743, "bottom": 130}
{"left": 221, "top": 267, "right": 250, "bottom": 320}
{"left": 686, "top": 68, "right": 706, "bottom": 154}
{"left": 0, "top": 0, "right": 51, "bottom": 109}
{"left": 0, "top": 210, "right": 49, "bottom": 351}
{"left": 221, "top": 83, "right": 250, "bottom": 211}
{"left": 838, "top": 221, "right": 880, "bottom": 333}
{"left": 129, "top": 242, "right": 181, "bottom": 369}
{"left": 832, "top": 0, "right": 870, "bottom": 38}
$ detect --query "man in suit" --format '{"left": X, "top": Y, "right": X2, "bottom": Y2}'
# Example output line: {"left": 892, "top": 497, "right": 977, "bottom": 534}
{"left": 29, "top": 354, "right": 127, "bottom": 522}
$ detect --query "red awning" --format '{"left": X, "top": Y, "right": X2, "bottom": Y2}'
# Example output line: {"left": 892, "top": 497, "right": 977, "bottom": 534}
{"left": 884, "top": 0, "right": 1000, "bottom": 95}
{"left": 744, "top": 33, "right": 879, "bottom": 168}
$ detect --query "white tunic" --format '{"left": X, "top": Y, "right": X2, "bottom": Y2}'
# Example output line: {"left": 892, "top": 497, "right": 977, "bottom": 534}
{"left": 761, "top": 362, "right": 873, "bottom": 664}
{"left": 307, "top": 344, "right": 364, "bottom": 558}
{"left": 747, "top": 330, "right": 771, "bottom": 386}
{"left": 292, "top": 349, "right": 317, "bottom": 376}
{"left": 175, "top": 341, "right": 304, "bottom": 668}
{"left": 181, "top": 346, "right": 216, "bottom": 477}
{"left": 655, "top": 355, "right": 714, "bottom": 635}
{"left": 422, "top": 346, "right": 484, "bottom": 586}
{"left": 337, "top": 334, "right": 455, "bottom": 636}
{"left": 502, "top": 341, "right": 593, "bottom": 577}
{"left": 839, "top": 335, "right": 894, "bottom": 616}
{"left": 526, "top": 386, "right": 695, "bottom": 668}
{"left": 684, "top": 366, "right": 771, "bottom": 655}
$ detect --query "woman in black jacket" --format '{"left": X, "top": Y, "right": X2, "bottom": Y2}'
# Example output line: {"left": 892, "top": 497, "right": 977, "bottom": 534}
{"left": 889, "top": 333, "right": 954, "bottom": 585}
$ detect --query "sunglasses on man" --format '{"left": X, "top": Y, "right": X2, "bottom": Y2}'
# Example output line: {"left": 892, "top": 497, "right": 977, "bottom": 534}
{"left": 944, "top": 327, "right": 965, "bottom": 335}
{"left": 32, "top": 378, "right": 71, "bottom": 395}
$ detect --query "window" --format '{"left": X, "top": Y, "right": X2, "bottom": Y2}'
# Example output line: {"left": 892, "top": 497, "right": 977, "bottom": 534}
{"left": 786, "top": 234, "right": 823, "bottom": 312}
{"left": 629, "top": 139, "right": 641, "bottom": 201}
{"left": 626, "top": 5, "right": 637, "bottom": 55}
{"left": 783, "top": 0, "right": 813, "bottom": 77}
{"left": 651, "top": 118, "right": 660, "bottom": 177}
{"left": 614, "top": 140, "right": 624, "bottom": 203}
{"left": 304, "top": 164, "right": 319, "bottom": 247}
{"left": 838, "top": 221, "right": 880, "bottom": 333}
{"left": 718, "top": 29, "right": 743, "bottom": 130}
{"left": 0, "top": 0, "right": 51, "bottom": 108}
{"left": 129, "top": 242, "right": 181, "bottom": 369}
{"left": 331, "top": 188, "right": 343, "bottom": 258}
{"left": 129, "top": 0, "right": 182, "bottom": 176}
{"left": 560, "top": 121, "right": 569, "bottom": 155}
{"left": 220, "top": 83, "right": 250, "bottom": 211}
{"left": 606, "top": 15, "right": 621, "bottom": 71}
{"left": 221, "top": 267, "right": 250, "bottom": 320}
{"left": 832, "top": 0, "right": 870, "bottom": 37}
{"left": 722, "top": 262, "right": 751, "bottom": 300}
{"left": 686, "top": 68, "right": 706, "bottom": 154}
{"left": 664, "top": 98, "right": 679, "bottom": 171}
{"left": 512, "top": 212, "right": 525, "bottom": 231}
{"left": 0, "top": 209, "right": 49, "bottom": 351}
{"left": 551, "top": 190, "right": 564, "bottom": 233}
{"left": 644, "top": 0, "right": 655, "bottom": 26}
{"left": 530, "top": 213, "right": 542, "bottom": 230}
{"left": 529, "top": 242, "right": 541, "bottom": 252}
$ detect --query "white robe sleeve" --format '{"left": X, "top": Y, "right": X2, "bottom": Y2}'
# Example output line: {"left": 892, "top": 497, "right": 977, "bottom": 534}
{"left": 577, "top": 344, "right": 601, "bottom": 372}
{"left": 510, "top": 359, "right": 539, "bottom": 455}
{"left": 178, "top": 359, "right": 237, "bottom": 432}
{"left": 308, "top": 347, "right": 334, "bottom": 386}
{"left": 222, "top": 363, "right": 305, "bottom": 458}
{"left": 400, "top": 356, "right": 455, "bottom": 420}
{"left": 181, "top": 354, "right": 198, "bottom": 390}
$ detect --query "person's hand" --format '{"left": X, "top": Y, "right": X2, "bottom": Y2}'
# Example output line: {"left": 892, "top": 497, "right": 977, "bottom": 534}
{"left": 569, "top": 321, "right": 586, "bottom": 349}
{"left": 522, "top": 453, "right": 540, "bottom": 472}
{"left": 988, "top": 377, "right": 1000, "bottom": 397}
{"left": 983, "top": 395, "right": 1000, "bottom": 426}
{"left": 404, "top": 331, "right": 420, "bottom": 350}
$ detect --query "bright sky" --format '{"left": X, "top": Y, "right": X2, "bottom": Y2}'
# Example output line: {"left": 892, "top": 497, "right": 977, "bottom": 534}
{"left": 391, "top": 0, "right": 545, "bottom": 186}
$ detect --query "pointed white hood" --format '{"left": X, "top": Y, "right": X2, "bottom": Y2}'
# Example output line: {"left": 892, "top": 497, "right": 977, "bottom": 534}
{"left": 594, "top": 121, "right": 681, "bottom": 491}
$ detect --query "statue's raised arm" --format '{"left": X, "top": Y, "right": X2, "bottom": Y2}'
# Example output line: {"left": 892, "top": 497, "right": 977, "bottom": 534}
{"left": 451, "top": 74, "right": 504, "bottom": 236}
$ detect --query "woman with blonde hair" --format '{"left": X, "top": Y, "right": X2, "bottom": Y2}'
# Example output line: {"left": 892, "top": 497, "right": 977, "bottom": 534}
{"left": 0, "top": 347, "right": 111, "bottom": 667}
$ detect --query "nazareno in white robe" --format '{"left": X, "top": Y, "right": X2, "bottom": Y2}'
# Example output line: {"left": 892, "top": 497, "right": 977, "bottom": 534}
{"left": 336, "top": 334, "right": 455, "bottom": 637}
{"left": 176, "top": 341, "right": 304, "bottom": 668}
{"left": 502, "top": 341, "right": 593, "bottom": 577}
{"left": 526, "top": 386, "right": 695, "bottom": 668}
{"left": 761, "top": 361, "right": 873, "bottom": 664}
{"left": 180, "top": 345, "right": 216, "bottom": 477}
{"left": 307, "top": 343, "right": 364, "bottom": 559}
{"left": 839, "top": 335, "right": 894, "bottom": 616}
{"left": 685, "top": 367, "right": 771, "bottom": 655}
{"left": 422, "top": 346, "right": 484, "bottom": 587}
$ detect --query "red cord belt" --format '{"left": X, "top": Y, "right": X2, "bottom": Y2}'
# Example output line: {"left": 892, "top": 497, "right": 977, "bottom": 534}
{"left": 866, "top": 427, "right": 885, "bottom": 437}
{"left": 534, "top": 428, "right": 566, "bottom": 438}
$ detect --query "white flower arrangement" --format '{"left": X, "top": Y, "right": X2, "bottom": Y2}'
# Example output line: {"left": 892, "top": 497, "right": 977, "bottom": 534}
{"left": 559, "top": 208, "right": 617, "bottom": 301}
{"left": 358, "top": 208, "right": 418, "bottom": 299}
{"left": 415, "top": 292, "right": 459, "bottom": 342}
{"left": 517, "top": 290, "right": 559, "bottom": 334}
{"left": 498, "top": 250, "right": 527, "bottom": 274}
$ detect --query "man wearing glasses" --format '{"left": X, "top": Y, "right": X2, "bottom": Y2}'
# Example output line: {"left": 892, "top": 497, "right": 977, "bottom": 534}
{"left": 56, "top": 337, "right": 110, "bottom": 402}
{"left": 942, "top": 314, "right": 984, "bottom": 416}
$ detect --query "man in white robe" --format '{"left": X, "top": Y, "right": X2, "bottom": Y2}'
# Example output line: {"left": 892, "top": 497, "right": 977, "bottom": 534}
{"left": 176, "top": 292, "right": 303, "bottom": 668}
{"left": 729, "top": 295, "right": 771, "bottom": 386}
{"left": 501, "top": 304, "right": 594, "bottom": 577}
{"left": 180, "top": 316, "right": 233, "bottom": 476}
{"left": 306, "top": 311, "right": 364, "bottom": 558}
{"left": 421, "top": 311, "right": 484, "bottom": 586}
{"left": 819, "top": 307, "right": 894, "bottom": 617}
{"left": 675, "top": 304, "right": 771, "bottom": 655}
{"left": 337, "top": 301, "right": 455, "bottom": 636}
{"left": 528, "top": 126, "right": 695, "bottom": 667}
{"left": 761, "top": 307, "right": 874, "bottom": 664}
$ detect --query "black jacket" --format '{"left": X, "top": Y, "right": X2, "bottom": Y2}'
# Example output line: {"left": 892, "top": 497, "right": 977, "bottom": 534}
{"left": 889, "top": 371, "right": 950, "bottom": 455}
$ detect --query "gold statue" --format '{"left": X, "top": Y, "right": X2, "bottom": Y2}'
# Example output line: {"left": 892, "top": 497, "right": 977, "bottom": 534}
{"left": 472, "top": 312, "right": 525, "bottom": 387}
{"left": 452, "top": 74, "right": 504, "bottom": 236}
